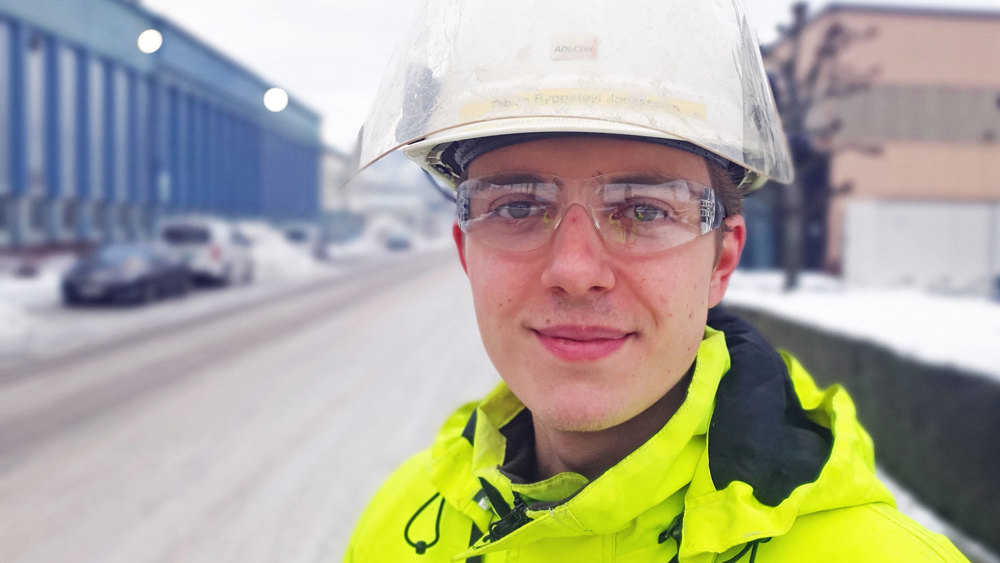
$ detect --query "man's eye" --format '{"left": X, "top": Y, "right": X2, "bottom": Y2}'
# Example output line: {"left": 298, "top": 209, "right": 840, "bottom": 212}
{"left": 492, "top": 201, "right": 543, "bottom": 220}
{"left": 621, "top": 203, "right": 671, "bottom": 222}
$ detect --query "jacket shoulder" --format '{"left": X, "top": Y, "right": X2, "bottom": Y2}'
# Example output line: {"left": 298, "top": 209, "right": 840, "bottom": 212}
{"left": 344, "top": 449, "right": 439, "bottom": 562}
{"left": 345, "top": 415, "right": 484, "bottom": 563}
{"left": 761, "top": 502, "right": 969, "bottom": 562}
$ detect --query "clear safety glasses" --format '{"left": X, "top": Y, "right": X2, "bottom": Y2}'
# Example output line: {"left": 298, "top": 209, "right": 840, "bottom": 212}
{"left": 456, "top": 172, "right": 724, "bottom": 254}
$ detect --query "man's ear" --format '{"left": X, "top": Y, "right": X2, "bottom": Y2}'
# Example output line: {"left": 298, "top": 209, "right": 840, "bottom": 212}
{"left": 708, "top": 215, "right": 746, "bottom": 307}
{"left": 452, "top": 221, "right": 468, "bottom": 274}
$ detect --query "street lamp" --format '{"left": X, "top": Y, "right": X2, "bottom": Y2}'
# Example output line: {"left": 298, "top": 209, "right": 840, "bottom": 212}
{"left": 263, "top": 87, "right": 289, "bottom": 112}
{"left": 137, "top": 29, "right": 163, "bottom": 54}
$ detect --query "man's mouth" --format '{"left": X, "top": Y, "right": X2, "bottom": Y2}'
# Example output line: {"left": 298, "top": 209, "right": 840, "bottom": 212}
{"left": 532, "top": 325, "right": 634, "bottom": 362}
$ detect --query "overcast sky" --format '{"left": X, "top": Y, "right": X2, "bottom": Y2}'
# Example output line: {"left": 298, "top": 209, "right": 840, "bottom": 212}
{"left": 139, "top": 0, "right": 1000, "bottom": 152}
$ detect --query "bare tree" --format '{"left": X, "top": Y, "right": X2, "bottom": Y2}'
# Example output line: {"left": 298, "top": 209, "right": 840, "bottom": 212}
{"left": 765, "top": 2, "right": 878, "bottom": 290}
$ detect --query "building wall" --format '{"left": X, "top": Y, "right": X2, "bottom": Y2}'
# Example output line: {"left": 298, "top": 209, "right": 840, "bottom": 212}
{"left": 765, "top": 5, "right": 1000, "bottom": 274}
{"left": 825, "top": 9, "right": 1000, "bottom": 88}
{"left": 843, "top": 199, "right": 1000, "bottom": 293}
{"left": 827, "top": 142, "right": 1000, "bottom": 271}
{"left": 0, "top": 0, "right": 322, "bottom": 250}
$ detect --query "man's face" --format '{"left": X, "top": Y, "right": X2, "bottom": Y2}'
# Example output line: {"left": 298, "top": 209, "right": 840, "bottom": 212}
{"left": 454, "top": 136, "right": 745, "bottom": 432}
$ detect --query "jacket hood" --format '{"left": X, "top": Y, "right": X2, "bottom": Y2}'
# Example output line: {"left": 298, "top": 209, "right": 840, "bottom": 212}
{"left": 426, "top": 325, "right": 894, "bottom": 562}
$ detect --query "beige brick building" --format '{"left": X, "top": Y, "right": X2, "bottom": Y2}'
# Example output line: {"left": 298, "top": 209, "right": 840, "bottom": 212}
{"left": 764, "top": 4, "right": 1000, "bottom": 290}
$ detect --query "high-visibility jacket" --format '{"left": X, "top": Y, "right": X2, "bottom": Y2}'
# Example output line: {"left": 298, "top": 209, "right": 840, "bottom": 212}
{"left": 345, "top": 312, "right": 967, "bottom": 562}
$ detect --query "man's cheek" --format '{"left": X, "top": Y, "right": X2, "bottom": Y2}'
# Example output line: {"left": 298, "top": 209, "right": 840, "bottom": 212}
{"left": 470, "top": 259, "right": 524, "bottom": 312}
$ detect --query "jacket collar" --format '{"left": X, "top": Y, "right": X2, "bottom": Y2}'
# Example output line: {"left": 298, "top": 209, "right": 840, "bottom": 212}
{"left": 428, "top": 326, "right": 894, "bottom": 561}
{"left": 432, "top": 329, "right": 729, "bottom": 559}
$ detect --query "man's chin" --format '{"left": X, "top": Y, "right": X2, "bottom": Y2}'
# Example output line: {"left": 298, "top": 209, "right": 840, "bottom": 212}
{"left": 530, "top": 400, "right": 634, "bottom": 433}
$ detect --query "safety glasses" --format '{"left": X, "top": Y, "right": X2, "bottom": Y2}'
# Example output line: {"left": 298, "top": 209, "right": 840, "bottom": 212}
{"left": 456, "top": 172, "right": 724, "bottom": 253}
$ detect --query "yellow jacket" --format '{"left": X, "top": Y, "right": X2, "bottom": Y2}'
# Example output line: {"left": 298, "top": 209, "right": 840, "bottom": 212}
{"left": 345, "top": 325, "right": 967, "bottom": 562}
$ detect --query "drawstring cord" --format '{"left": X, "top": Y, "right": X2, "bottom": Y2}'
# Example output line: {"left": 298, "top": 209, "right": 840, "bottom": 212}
{"left": 486, "top": 493, "right": 529, "bottom": 542}
{"left": 404, "top": 490, "right": 770, "bottom": 560}
{"left": 657, "top": 514, "right": 769, "bottom": 563}
{"left": 404, "top": 492, "right": 446, "bottom": 555}
{"left": 658, "top": 513, "right": 684, "bottom": 563}
{"left": 719, "top": 538, "right": 771, "bottom": 563}
{"left": 478, "top": 477, "right": 531, "bottom": 542}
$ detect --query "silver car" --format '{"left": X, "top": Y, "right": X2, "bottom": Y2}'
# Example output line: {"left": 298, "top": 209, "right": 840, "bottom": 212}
{"left": 158, "top": 216, "right": 254, "bottom": 286}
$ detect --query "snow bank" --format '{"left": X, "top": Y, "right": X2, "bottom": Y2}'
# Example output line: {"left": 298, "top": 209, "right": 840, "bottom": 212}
{"left": 235, "top": 221, "right": 331, "bottom": 281}
{"left": 724, "top": 271, "right": 1000, "bottom": 380}
{"left": 0, "top": 302, "right": 34, "bottom": 355}
{"left": 0, "top": 255, "right": 73, "bottom": 310}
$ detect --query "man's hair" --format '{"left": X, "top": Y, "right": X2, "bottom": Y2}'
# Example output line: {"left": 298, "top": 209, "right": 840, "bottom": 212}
{"left": 707, "top": 161, "right": 745, "bottom": 257}
{"left": 708, "top": 162, "right": 744, "bottom": 219}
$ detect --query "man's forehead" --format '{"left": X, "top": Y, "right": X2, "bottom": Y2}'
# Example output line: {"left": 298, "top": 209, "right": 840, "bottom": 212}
{"left": 466, "top": 136, "right": 713, "bottom": 185}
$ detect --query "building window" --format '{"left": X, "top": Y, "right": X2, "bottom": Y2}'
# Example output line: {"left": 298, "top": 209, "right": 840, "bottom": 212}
{"left": 0, "top": 21, "right": 11, "bottom": 195}
{"left": 114, "top": 68, "right": 128, "bottom": 200}
{"left": 141, "top": 205, "right": 153, "bottom": 234}
{"left": 93, "top": 200, "right": 105, "bottom": 231}
{"left": 63, "top": 200, "right": 76, "bottom": 230}
{"left": 88, "top": 59, "right": 103, "bottom": 202}
{"left": 117, "top": 202, "right": 129, "bottom": 227}
{"left": 26, "top": 31, "right": 45, "bottom": 197}
{"left": 59, "top": 45, "right": 76, "bottom": 198}
{"left": 28, "top": 198, "right": 44, "bottom": 230}
{"left": 0, "top": 196, "right": 9, "bottom": 231}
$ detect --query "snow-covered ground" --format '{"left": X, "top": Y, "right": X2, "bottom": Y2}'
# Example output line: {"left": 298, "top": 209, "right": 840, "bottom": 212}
{"left": 724, "top": 271, "right": 1000, "bottom": 380}
{"left": 235, "top": 220, "right": 333, "bottom": 281}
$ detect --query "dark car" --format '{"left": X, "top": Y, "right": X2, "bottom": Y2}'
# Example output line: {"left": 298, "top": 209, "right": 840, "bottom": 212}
{"left": 62, "top": 243, "right": 191, "bottom": 306}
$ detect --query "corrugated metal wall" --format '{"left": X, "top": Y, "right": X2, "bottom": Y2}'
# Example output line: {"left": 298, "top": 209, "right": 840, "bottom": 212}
{"left": 0, "top": 0, "right": 322, "bottom": 249}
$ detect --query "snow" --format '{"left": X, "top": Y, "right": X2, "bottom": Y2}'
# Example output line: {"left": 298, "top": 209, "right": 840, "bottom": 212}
{"left": 723, "top": 271, "right": 1000, "bottom": 380}
{"left": 235, "top": 221, "right": 330, "bottom": 281}
{"left": 0, "top": 257, "right": 71, "bottom": 310}
{"left": 0, "top": 303, "right": 33, "bottom": 355}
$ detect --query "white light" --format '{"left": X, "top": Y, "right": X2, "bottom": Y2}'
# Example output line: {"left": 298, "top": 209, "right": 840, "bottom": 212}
{"left": 137, "top": 29, "right": 163, "bottom": 54}
{"left": 263, "top": 87, "right": 290, "bottom": 112}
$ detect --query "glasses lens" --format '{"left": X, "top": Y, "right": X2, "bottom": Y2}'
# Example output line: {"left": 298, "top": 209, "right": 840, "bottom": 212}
{"left": 456, "top": 174, "right": 722, "bottom": 253}
{"left": 596, "top": 178, "right": 709, "bottom": 252}
{"left": 457, "top": 179, "right": 560, "bottom": 251}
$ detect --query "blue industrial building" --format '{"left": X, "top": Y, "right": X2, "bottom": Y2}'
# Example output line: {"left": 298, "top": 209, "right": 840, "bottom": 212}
{"left": 0, "top": 0, "right": 322, "bottom": 250}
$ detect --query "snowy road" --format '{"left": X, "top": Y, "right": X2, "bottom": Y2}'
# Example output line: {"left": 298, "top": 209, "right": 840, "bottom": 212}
{"left": 0, "top": 250, "right": 497, "bottom": 563}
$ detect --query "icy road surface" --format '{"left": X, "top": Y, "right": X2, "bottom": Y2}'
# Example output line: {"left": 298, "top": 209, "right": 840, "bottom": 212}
{"left": 0, "top": 251, "right": 496, "bottom": 563}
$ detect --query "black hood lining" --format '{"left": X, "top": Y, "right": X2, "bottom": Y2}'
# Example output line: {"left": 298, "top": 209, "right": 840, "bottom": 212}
{"left": 707, "top": 307, "right": 833, "bottom": 507}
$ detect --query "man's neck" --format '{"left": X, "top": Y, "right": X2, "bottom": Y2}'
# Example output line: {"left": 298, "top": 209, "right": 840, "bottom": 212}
{"left": 532, "top": 373, "right": 692, "bottom": 481}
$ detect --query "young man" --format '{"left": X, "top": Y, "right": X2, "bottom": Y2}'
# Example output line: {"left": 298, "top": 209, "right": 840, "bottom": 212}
{"left": 345, "top": 0, "right": 967, "bottom": 560}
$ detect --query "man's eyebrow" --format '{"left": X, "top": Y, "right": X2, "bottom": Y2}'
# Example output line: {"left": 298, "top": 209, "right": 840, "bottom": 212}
{"left": 603, "top": 171, "right": 676, "bottom": 184}
{"left": 483, "top": 171, "right": 548, "bottom": 184}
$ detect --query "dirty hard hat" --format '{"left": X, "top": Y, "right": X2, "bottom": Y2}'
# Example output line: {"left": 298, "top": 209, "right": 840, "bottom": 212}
{"left": 356, "top": 0, "right": 793, "bottom": 191}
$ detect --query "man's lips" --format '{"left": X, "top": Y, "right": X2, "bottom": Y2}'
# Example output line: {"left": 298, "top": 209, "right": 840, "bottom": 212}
{"left": 532, "top": 325, "right": 635, "bottom": 362}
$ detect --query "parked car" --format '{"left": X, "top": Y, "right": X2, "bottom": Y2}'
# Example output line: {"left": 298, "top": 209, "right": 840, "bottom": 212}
{"left": 281, "top": 222, "right": 324, "bottom": 259}
{"left": 62, "top": 243, "right": 191, "bottom": 306}
{"left": 158, "top": 216, "right": 254, "bottom": 286}
{"left": 384, "top": 232, "right": 412, "bottom": 252}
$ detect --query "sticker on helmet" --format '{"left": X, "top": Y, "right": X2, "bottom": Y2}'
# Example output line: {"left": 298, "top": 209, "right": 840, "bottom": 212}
{"left": 551, "top": 35, "right": 599, "bottom": 60}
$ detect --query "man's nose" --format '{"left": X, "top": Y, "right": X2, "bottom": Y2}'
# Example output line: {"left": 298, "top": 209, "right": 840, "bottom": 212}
{"left": 540, "top": 204, "right": 616, "bottom": 296}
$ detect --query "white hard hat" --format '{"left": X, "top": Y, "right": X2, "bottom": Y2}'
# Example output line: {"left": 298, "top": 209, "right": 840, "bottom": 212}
{"left": 357, "top": 0, "right": 793, "bottom": 190}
